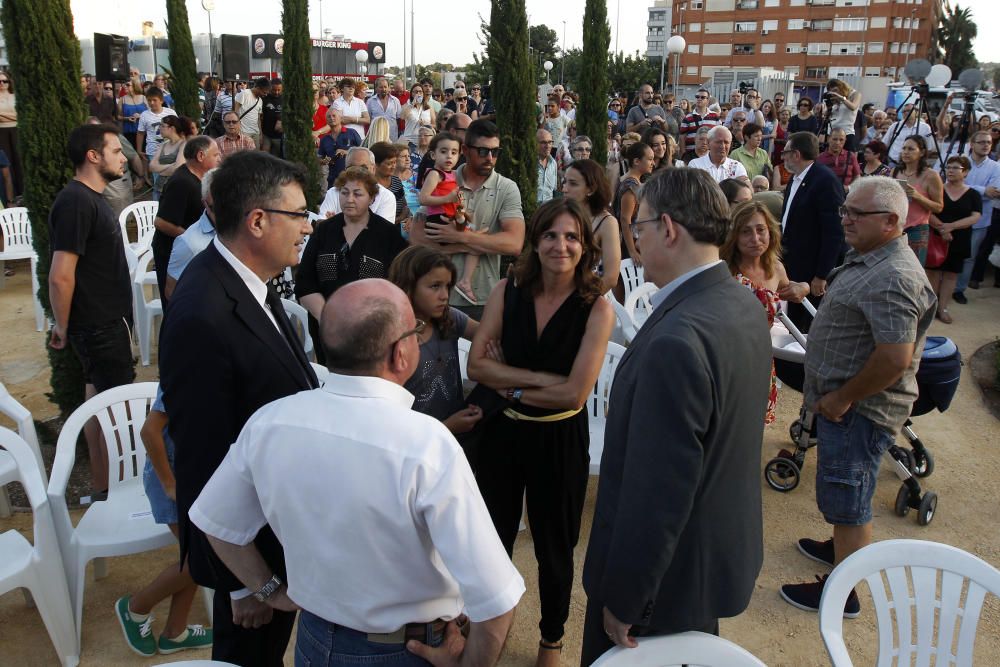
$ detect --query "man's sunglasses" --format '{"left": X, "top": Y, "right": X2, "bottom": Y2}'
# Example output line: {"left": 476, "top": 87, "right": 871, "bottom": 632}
{"left": 468, "top": 145, "right": 502, "bottom": 158}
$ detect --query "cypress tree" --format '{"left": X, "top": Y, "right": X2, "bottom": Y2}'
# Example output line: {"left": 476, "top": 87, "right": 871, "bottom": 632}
{"left": 1, "top": 0, "right": 87, "bottom": 414}
{"left": 165, "top": 0, "right": 200, "bottom": 120}
{"left": 282, "top": 0, "right": 321, "bottom": 207}
{"left": 578, "top": 0, "right": 611, "bottom": 165}
{"left": 488, "top": 0, "right": 537, "bottom": 217}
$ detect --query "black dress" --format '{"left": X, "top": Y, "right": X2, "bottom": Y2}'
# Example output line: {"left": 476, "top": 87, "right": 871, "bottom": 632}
{"left": 936, "top": 187, "right": 982, "bottom": 274}
{"left": 476, "top": 280, "right": 595, "bottom": 644}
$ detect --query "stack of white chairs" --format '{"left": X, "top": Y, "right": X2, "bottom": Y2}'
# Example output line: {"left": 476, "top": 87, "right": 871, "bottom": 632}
{"left": 133, "top": 250, "right": 163, "bottom": 366}
{"left": 624, "top": 282, "right": 657, "bottom": 333}
{"left": 0, "top": 207, "right": 46, "bottom": 331}
{"left": 118, "top": 201, "right": 158, "bottom": 256}
{"left": 587, "top": 343, "right": 626, "bottom": 475}
{"left": 0, "top": 380, "right": 43, "bottom": 517}
{"left": 0, "top": 426, "right": 80, "bottom": 666}
{"left": 46, "top": 382, "right": 176, "bottom": 648}
{"left": 618, "top": 258, "right": 645, "bottom": 303}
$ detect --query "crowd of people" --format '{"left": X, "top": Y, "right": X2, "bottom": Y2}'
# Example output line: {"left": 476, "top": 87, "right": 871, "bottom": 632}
{"left": 34, "top": 67, "right": 1000, "bottom": 667}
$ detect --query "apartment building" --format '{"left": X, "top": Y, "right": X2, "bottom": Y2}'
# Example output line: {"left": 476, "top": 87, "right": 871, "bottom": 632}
{"left": 663, "top": 0, "right": 944, "bottom": 85}
{"left": 646, "top": 0, "right": 674, "bottom": 61}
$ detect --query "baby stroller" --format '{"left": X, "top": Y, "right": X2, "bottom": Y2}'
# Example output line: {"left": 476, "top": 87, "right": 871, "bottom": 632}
{"left": 763, "top": 301, "right": 962, "bottom": 526}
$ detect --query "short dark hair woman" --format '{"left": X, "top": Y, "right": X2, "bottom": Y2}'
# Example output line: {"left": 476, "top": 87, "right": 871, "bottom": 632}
{"left": 927, "top": 155, "right": 982, "bottom": 322}
{"left": 467, "top": 197, "right": 614, "bottom": 665}
{"left": 561, "top": 159, "right": 622, "bottom": 293}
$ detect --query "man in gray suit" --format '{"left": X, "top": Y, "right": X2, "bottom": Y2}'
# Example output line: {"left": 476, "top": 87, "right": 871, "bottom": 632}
{"left": 580, "top": 168, "right": 773, "bottom": 665}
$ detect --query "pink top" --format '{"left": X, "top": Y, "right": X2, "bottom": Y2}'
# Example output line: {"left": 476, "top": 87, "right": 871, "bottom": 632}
{"left": 904, "top": 181, "right": 931, "bottom": 230}
{"left": 426, "top": 168, "right": 458, "bottom": 218}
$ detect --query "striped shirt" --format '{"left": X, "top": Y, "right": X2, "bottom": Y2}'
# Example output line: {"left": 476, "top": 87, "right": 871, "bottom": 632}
{"left": 680, "top": 111, "right": 720, "bottom": 150}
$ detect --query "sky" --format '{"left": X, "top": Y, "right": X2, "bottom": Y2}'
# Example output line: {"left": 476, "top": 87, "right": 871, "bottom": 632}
{"left": 69, "top": 0, "right": 1000, "bottom": 68}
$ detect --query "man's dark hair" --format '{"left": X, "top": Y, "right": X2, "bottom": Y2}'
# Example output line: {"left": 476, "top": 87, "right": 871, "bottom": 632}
{"left": 786, "top": 131, "right": 819, "bottom": 161}
{"left": 144, "top": 86, "right": 164, "bottom": 101}
{"left": 419, "top": 77, "right": 433, "bottom": 86}
{"left": 464, "top": 119, "right": 499, "bottom": 147}
{"left": 640, "top": 168, "right": 731, "bottom": 246}
{"left": 254, "top": 77, "right": 271, "bottom": 90}
{"left": 183, "top": 135, "right": 214, "bottom": 160}
{"left": 67, "top": 123, "right": 119, "bottom": 168}
{"left": 742, "top": 122, "right": 762, "bottom": 138}
{"left": 211, "top": 151, "right": 308, "bottom": 238}
{"left": 445, "top": 87, "right": 454, "bottom": 96}
{"left": 270, "top": 77, "right": 282, "bottom": 87}
{"left": 322, "top": 297, "right": 399, "bottom": 372}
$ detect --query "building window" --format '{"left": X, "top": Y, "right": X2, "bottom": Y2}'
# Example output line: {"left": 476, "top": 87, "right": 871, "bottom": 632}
{"left": 687, "top": 66, "right": 699, "bottom": 75}
{"left": 832, "top": 42, "right": 864, "bottom": 55}
{"left": 690, "top": 22, "right": 702, "bottom": 32}
{"left": 764, "top": 0, "right": 780, "bottom": 6}
{"left": 836, "top": 0, "right": 869, "bottom": 5}
{"left": 785, "top": 66, "right": 801, "bottom": 77}
{"left": 867, "top": 41, "right": 884, "bottom": 53}
{"left": 811, "top": 19, "right": 833, "bottom": 30}
{"left": 688, "top": 44, "right": 701, "bottom": 53}
{"left": 763, "top": 20, "right": 779, "bottom": 30}
{"left": 831, "top": 67, "right": 860, "bottom": 78}
{"left": 737, "top": 0, "right": 759, "bottom": 8}
{"left": 870, "top": 16, "right": 887, "bottom": 28}
{"left": 734, "top": 43, "right": 756, "bottom": 55}
{"left": 806, "top": 42, "right": 831, "bottom": 55}
{"left": 785, "top": 42, "right": 802, "bottom": 53}
{"left": 805, "top": 66, "right": 829, "bottom": 79}
{"left": 809, "top": 0, "right": 835, "bottom": 5}
{"left": 788, "top": 19, "right": 807, "bottom": 30}
{"left": 833, "top": 18, "right": 867, "bottom": 31}
{"left": 865, "top": 67, "right": 881, "bottom": 77}
{"left": 735, "top": 22, "right": 758, "bottom": 32}
{"left": 761, "top": 43, "right": 776, "bottom": 53}
{"left": 890, "top": 42, "right": 900, "bottom": 54}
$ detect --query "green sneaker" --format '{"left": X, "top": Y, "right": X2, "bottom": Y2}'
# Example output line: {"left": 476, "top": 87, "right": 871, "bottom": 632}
{"left": 157, "top": 624, "right": 213, "bottom": 654}
{"left": 114, "top": 595, "right": 156, "bottom": 657}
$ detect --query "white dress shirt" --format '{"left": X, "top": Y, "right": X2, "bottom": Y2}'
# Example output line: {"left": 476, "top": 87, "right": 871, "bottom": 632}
{"left": 884, "top": 120, "right": 933, "bottom": 163}
{"left": 213, "top": 236, "right": 280, "bottom": 333}
{"left": 688, "top": 155, "right": 749, "bottom": 183}
{"left": 781, "top": 161, "right": 814, "bottom": 231}
{"left": 319, "top": 182, "right": 396, "bottom": 221}
{"left": 651, "top": 260, "right": 725, "bottom": 309}
{"left": 190, "top": 373, "right": 525, "bottom": 631}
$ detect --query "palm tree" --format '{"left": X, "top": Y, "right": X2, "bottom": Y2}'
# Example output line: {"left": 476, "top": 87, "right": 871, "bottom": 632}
{"left": 937, "top": 5, "right": 978, "bottom": 74}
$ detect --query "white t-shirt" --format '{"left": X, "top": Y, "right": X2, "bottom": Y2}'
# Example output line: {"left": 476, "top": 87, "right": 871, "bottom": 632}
{"left": 333, "top": 97, "right": 368, "bottom": 139}
{"left": 137, "top": 107, "right": 178, "bottom": 158}
{"left": 235, "top": 89, "right": 262, "bottom": 136}
{"left": 319, "top": 182, "right": 396, "bottom": 221}
{"left": 688, "top": 155, "right": 749, "bottom": 183}
{"left": 189, "top": 374, "right": 525, "bottom": 631}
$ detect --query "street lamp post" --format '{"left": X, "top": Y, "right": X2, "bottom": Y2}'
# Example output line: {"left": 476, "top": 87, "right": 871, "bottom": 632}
{"left": 202, "top": 0, "right": 215, "bottom": 75}
{"left": 906, "top": 8, "right": 917, "bottom": 60}
{"left": 355, "top": 49, "right": 369, "bottom": 80}
{"left": 667, "top": 35, "right": 686, "bottom": 97}
{"left": 561, "top": 20, "right": 566, "bottom": 85}
{"left": 543, "top": 60, "right": 553, "bottom": 84}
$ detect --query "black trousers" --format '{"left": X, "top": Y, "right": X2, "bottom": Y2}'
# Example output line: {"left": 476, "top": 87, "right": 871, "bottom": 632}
{"left": 476, "top": 413, "right": 589, "bottom": 643}
{"left": 970, "top": 209, "right": 1000, "bottom": 283}
{"left": 212, "top": 589, "right": 296, "bottom": 666}
{"left": 579, "top": 598, "right": 719, "bottom": 667}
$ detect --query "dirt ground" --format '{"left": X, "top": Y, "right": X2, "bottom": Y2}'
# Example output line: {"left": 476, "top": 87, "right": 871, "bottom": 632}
{"left": 1, "top": 262, "right": 999, "bottom": 666}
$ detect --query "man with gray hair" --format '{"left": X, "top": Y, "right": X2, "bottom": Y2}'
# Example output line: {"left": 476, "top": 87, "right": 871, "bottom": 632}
{"left": 781, "top": 176, "right": 935, "bottom": 619}
{"left": 688, "top": 126, "right": 748, "bottom": 183}
{"left": 190, "top": 279, "right": 524, "bottom": 666}
{"left": 318, "top": 146, "right": 396, "bottom": 220}
{"left": 681, "top": 125, "right": 712, "bottom": 164}
{"left": 581, "top": 168, "right": 771, "bottom": 663}
{"left": 366, "top": 77, "right": 402, "bottom": 141}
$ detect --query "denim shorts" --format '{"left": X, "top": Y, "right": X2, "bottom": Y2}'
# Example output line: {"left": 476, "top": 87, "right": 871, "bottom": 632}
{"left": 295, "top": 611, "right": 442, "bottom": 667}
{"left": 67, "top": 318, "right": 136, "bottom": 391}
{"left": 815, "top": 409, "right": 895, "bottom": 526}
{"left": 142, "top": 428, "right": 177, "bottom": 525}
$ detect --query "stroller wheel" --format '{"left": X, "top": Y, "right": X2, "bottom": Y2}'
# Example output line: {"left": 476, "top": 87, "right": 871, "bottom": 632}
{"left": 765, "top": 457, "right": 800, "bottom": 492}
{"left": 788, "top": 422, "right": 803, "bottom": 445}
{"left": 911, "top": 448, "right": 934, "bottom": 478}
{"left": 894, "top": 485, "right": 911, "bottom": 517}
{"left": 918, "top": 492, "right": 938, "bottom": 526}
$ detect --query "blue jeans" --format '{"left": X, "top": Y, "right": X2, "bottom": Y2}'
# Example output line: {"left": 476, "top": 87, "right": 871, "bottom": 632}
{"left": 295, "top": 611, "right": 442, "bottom": 667}
{"left": 956, "top": 227, "right": 988, "bottom": 292}
{"left": 815, "top": 409, "right": 894, "bottom": 526}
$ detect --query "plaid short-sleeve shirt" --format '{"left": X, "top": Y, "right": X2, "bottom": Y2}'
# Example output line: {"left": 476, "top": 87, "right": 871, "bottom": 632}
{"left": 804, "top": 235, "right": 936, "bottom": 433}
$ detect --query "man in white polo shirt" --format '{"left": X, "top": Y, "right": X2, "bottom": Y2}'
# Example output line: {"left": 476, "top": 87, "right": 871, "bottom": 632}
{"left": 190, "top": 279, "right": 524, "bottom": 667}
{"left": 689, "top": 126, "right": 748, "bottom": 183}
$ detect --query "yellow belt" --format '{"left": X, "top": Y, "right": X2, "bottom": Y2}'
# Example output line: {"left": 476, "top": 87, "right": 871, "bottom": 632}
{"left": 502, "top": 407, "right": 583, "bottom": 422}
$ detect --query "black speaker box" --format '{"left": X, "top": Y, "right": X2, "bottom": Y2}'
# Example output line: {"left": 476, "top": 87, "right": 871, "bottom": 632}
{"left": 221, "top": 34, "right": 250, "bottom": 82}
{"left": 94, "top": 33, "right": 129, "bottom": 81}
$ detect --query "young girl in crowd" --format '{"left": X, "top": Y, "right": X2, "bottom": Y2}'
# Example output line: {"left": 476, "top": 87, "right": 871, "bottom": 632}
{"left": 388, "top": 246, "right": 483, "bottom": 437}
{"left": 418, "top": 132, "right": 479, "bottom": 303}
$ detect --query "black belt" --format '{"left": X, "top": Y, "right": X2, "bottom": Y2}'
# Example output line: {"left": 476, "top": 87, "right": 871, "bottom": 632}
{"left": 357, "top": 620, "right": 447, "bottom": 645}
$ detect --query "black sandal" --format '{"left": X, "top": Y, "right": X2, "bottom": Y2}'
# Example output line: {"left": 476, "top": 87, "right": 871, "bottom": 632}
{"left": 539, "top": 639, "right": 563, "bottom": 651}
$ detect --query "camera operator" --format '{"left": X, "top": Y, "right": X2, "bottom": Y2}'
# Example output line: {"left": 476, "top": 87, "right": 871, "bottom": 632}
{"left": 883, "top": 102, "right": 935, "bottom": 168}
{"left": 935, "top": 92, "right": 978, "bottom": 162}
{"left": 725, "top": 84, "right": 765, "bottom": 128}
{"left": 820, "top": 79, "right": 862, "bottom": 151}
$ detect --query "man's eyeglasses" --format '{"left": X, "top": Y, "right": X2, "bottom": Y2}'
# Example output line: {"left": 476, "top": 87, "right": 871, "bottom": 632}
{"left": 262, "top": 208, "right": 311, "bottom": 219}
{"left": 839, "top": 205, "right": 891, "bottom": 221}
{"left": 393, "top": 319, "right": 426, "bottom": 346}
{"left": 103, "top": 87, "right": 113, "bottom": 91}
{"left": 695, "top": 95, "right": 708, "bottom": 100}
{"left": 539, "top": 140, "right": 554, "bottom": 145}
{"left": 630, "top": 216, "right": 661, "bottom": 241}
{"left": 469, "top": 145, "right": 502, "bottom": 158}
{"left": 798, "top": 103, "right": 812, "bottom": 109}
{"left": 573, "top": 146, "right": 593, "bottom": 153}
{"left": 224, "top": 120, "right": 240, "bottom": 125}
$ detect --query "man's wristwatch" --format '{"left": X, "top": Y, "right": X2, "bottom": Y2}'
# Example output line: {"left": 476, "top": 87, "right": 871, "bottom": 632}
{"left": 252, "top": 574, "right": 283, "bottom": 602}
{"left": 506, "top": 388, "right": 523, "bottom": 403}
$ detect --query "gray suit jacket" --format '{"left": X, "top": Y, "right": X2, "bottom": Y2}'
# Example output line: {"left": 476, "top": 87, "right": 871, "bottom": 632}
{"left": 582, "top": 262, "right": 772, "bottom": 632}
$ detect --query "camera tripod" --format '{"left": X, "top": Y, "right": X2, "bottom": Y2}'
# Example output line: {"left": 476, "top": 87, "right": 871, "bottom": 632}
{"left": 885, "top": 85, "right": 946, "bottom": 171}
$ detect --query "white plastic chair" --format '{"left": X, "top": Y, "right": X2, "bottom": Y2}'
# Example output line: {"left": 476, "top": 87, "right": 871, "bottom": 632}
{"left": 281, "top": 298, "right": 315, "bottom": 361}
{"left": 0, "top": 207, "right": 46, "bottom": 331}
{"left": 619, "top": 258, "right": 645, "bottom": 302}
{"left": 820, "top": 539, "right": 1000, "bottom": 667}
{"left": 118, "top": 201, "right": 159, "bottom": 255}
{"left": 457, "top": 338, "right": 472, "bottom": 383}
{"left": 0, "top": 427, "right": 80, "bottom": 666}
{"left": 47, "top": 382, "right": 175, "bottom": 645}
{"left": 310, "top": 362, "right": 330, "bottom": 387}
{"left": 0, "top": 380, "right": 44, "bottom": 517}
{"left": 625, "top": 282, "right": 657, "bottom": 332}
{"left": 133, "top": 250, "right": 163, "bottom": 366}
{"left": 587, "top": 342, "right": 626, "bottom": 475}
{"left": 609, "top": 297, "right": 638, "bottom": 345}
{"left": 591, "top": 631, "right": 766, "bottom": 667}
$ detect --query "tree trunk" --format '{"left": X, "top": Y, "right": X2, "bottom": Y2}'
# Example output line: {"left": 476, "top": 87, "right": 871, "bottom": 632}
{"left": 282, "top": 0, "right": 322, "bottom": 207}
{"left": 1, "top": 0, "right": 88, "bottom": 414}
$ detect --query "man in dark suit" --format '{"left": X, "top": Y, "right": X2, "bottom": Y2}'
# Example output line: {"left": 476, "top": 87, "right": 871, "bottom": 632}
{"left": 159, "top": 151, "right": 317, "bottom": 666}
{"left": 779, "top": 131, "right": 846, "bottom": 332}
{"left": 580, "top": 169, "right": 773, "bottom": 665}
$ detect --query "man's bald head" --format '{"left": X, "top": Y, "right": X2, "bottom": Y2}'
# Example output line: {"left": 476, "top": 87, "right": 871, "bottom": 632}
{"left": 321, "top": 279, "right": 417, "bottom": 379}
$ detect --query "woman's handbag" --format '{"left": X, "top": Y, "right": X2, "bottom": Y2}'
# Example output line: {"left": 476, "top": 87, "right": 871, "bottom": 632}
{"left": 926, "top": 228, "right": 949, "bottom": 269}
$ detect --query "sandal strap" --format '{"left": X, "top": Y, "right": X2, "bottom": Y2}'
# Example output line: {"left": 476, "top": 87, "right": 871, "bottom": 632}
{"left": 539, "top": 639, "right": 563, "bottom": 651}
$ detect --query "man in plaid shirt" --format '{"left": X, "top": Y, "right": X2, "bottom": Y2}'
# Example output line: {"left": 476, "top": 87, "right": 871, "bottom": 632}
{"left": 215, "top": 111, "right": 256, "bottom": 162}
{"left": 780, "top": 176, "right": 935, "bottom": 619}
{"left": 679, "top": 88, "right": 720, "bottom": 152}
